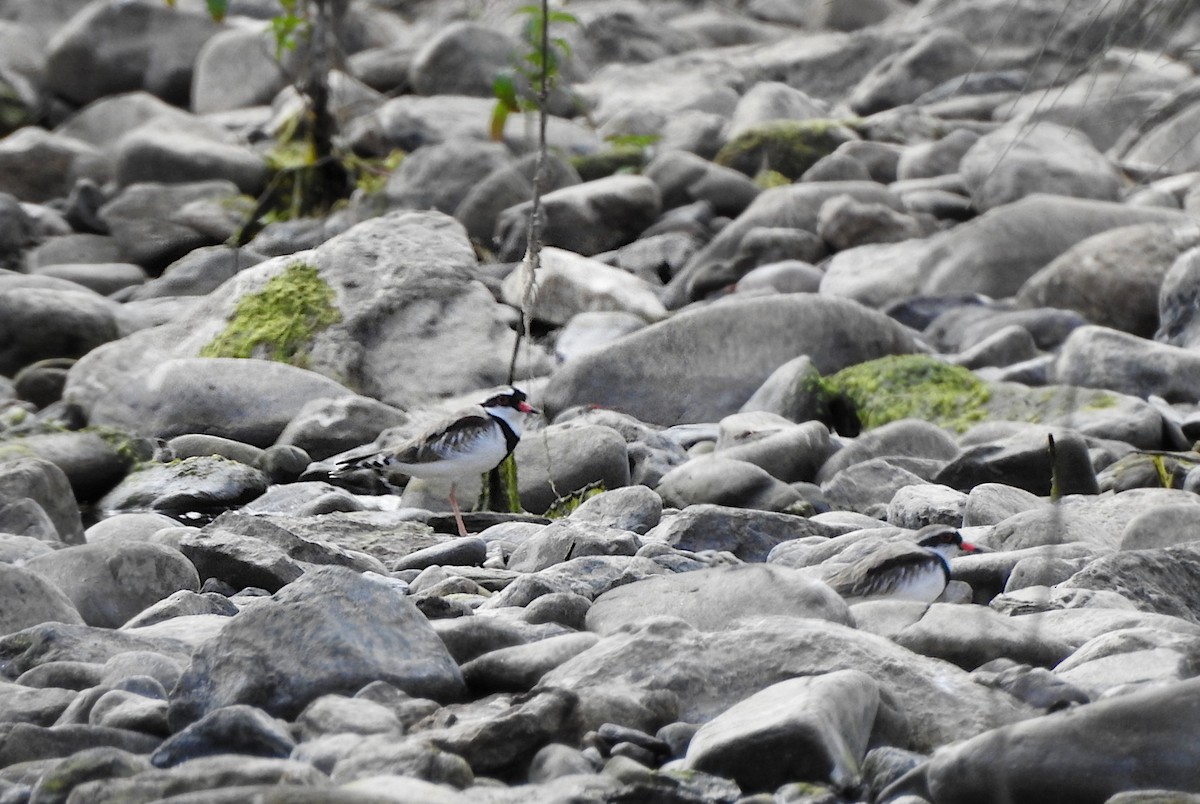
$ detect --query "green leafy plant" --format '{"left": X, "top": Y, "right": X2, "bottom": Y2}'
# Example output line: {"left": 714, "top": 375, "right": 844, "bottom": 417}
{"left": 269, "top": 0, "right": 311, "bottom": 59}
{"left": 543, "top": 480, "right": 606, "bottom": 518}
{"left": 489, "top": 4, "right": 578, "bottom": 141}
{"left": 166, "top": 0, "right": 229, "bottom": 22}
{"left": 167, "top": 0, "right": 355, "bottom": 241}
{"left": 1151, "top": 454, "right": 1175, "bottom": 489}
{"left": 490, "top": 2, "right": 581, "bottom": 515}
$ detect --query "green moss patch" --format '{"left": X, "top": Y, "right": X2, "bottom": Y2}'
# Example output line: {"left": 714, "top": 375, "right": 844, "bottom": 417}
{"left": 201, "top": 262, "right": 341, "bottom": 368}
{"left": 753, "top": 169, "right": 792, "bottom": 189}
{"left": 1083, "top": 392, "right": 1118, "bottom": 410}
{"left": 570, "top": 143, "right": 648, "bottom": 181}
{"left": 715, "top": 119, "right": 857, "bottom": 180}
{"left": 0, "top": 80, "right": 33, "bottom": 137}
{"left": 825, "top": 354, "right": 991, "bottom": 433}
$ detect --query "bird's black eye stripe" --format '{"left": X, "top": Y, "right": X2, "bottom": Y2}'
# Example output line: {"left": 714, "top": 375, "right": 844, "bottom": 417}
{"left": 482, "top": 389, "right": 526, "bottom": 408}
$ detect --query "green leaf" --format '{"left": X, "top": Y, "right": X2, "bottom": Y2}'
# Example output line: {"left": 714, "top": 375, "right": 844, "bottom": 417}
{"left": 547, "top": 10, "right": 579, "bottom": 24}
{"left": 270, "top": 14, "right": 308, "bottom": 60}
{"left": 488, "top": 100, "right": 511, "bottom": 142}
{"left": 205, "top": 0, "right": 228, "bottom": 22}
{"left": 492, "top": 73, "right": 520, "bottom": 111}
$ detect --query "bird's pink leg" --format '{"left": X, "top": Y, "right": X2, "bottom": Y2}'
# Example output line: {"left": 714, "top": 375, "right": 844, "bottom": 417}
{"left": 448, "top": 482, "right": 468, "bottom": 537}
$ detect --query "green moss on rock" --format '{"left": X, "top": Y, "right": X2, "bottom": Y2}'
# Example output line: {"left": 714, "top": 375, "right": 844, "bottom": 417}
{"left": 715, "top": 119, "right": 857, "bottom": 180}
{"left": 0, "top": 80, "right": 33, "bottom": 137}
{"left": 1083, "top": 392, "right": 1117, "bottom": 410}
{"left": 201, "top": 262, "right": 341, "bottom": 368}
{"left": 825, "top": 354, "right": 991, "bottom": 433}
{"left": 570, "top": 144, "right": 648, "bottom": 181}
{"left": 91, "top": 427, "right": 155, "bottom": 468}
{"left": 753, "top": 169, "right": 792, "bottom": 189}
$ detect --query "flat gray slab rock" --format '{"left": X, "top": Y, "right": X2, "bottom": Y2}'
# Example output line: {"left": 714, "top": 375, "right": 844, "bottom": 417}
{"left": 645, "top": 503, "right": 841, "bottom": 563}
{"left": 988, "top": 488, "right": 1200, "bottom": 552}
{"left": 540, "top": 616, "right": 1030, "bottom": 753}
{"left": 893, "top": 603, "right": 1074, "bottom": 670}
{"left": 543, "top": 294, "right": 920, "bottom": 426}
{"left": 97, "top": 454, "right": 270, "bottom": 514}
{"left": 585, "top": 564, "right": 853, "bottom": 635}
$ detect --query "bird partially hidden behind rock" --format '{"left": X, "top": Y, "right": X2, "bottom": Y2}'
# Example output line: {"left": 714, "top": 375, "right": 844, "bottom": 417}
{"left": 823, "top": 524, "right": 979, "bottom": 603}
{"left": 332, "top": 387, "right": 539, "bottom": 537}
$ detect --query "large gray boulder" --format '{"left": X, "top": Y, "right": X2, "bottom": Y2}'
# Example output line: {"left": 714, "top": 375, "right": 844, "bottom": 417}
{"left": 45, "top": 0, "right": 224, "bottom": 107}
{"left": 408, "top": 22, "right": 520, "bottom": 98}
{"left": 1157, "top": 245, "right": 1200, "bottom": 348}
{"left": 919, "top": 195, "right": 1192, "bottom": 298}
{"left": 64, "top": 211, "right": 541, "bottom": 423}
{"left": 191, "top": 27, "right": 290, "bottom": 114}
{"left": 959, "top": 121, "right": 1123, "bottom": 212}
{"left": 113, "top": 124, "right": 268, "bottom": 194}
{"left": 1017, "top": 222, "right": 1200, "bottom": 338}
{"left": 1055, "top": 325, "right": 1200, "bottom": 403}
{"left": 1058, "top": 542, "right": 1200, "bottom": 624}
{"left": 685, "top": 670, "right": 879, "bottom": 793}
{"left": 495, "top": 175, "right": 662, "bottom": 261}
{"left": 0, "top": 564, "right": 84, "bottom": 637}
{"left": 98, "top": 180, "right": 243, "bottom": 270}
{"left": 0, "top": 284, "right": 121, "bottom": 376}
{"left": 646, "top": 504, "right": 840, "bottom": 563}
{"left": 921, "top": 676, "right": 1200, "bottom": 803}
{"left": 847, "top": 28, "right": 978, "bottom": 115}
{"left": 1113, "top": 82, "right": 1200, "bottom": 175}
{"left": 169, "top": 567, "right": 466, "bottom": 728}
{"left": 385, "top": 137, "right": 512, "bottom": 216}
{"left": 0, "top": 127, "right": 107, "bottom": 203}
{"left": 542, "top": 294, "right": 921, "bottom": 425}
{"left": 72, "top": 357, "right": 352, "bottom": 446}
{"left": 0, "top": 457, "right": 84, "bottom": 544}
{"left": 23, "top": 541, "right": 199, "bottom": 629}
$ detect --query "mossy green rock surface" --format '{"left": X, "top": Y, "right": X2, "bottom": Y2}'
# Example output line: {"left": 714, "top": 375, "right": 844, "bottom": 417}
{"left": 715, "top": 119, "right": 858, "bottom": 180}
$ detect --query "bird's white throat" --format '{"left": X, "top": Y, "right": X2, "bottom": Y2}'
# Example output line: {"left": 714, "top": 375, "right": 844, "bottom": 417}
{"left": 484, "top": 404, "right": 527, "bottom": 437}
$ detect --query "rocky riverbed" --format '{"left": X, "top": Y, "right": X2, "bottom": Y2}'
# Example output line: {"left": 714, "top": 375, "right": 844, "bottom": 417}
{"left": 3, "top": 0, "right": 1200, "bottom": 802}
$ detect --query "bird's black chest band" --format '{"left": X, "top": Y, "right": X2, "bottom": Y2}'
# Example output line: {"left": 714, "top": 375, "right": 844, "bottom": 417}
{"left": 492, "top": 415, "right": 520, "bottom": 454}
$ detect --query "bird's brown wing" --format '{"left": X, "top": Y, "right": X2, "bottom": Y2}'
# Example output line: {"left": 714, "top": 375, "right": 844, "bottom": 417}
{"left": 393, "top": 410, "right": 493, "bottom": 465}
{"left": 826, "top": 544, "right": 936, "bottom": 597}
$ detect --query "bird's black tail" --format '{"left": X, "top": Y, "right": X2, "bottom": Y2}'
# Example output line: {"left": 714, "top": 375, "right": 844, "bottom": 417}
{"left": 331, "top": 453, "right": 392, "bottom": 477}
